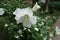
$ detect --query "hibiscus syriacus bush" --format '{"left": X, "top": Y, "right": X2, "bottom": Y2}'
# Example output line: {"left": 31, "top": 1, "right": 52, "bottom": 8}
{"left": 0, "top": 0, "right": 59, "bottom": 40}
{"left": 7, "top": 2, "right": 41, "bottom": 40}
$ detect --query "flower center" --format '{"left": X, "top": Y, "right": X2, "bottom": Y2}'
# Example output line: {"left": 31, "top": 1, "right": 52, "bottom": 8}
{"left": 24, "top": 14, "right": 29, "bottom": 21}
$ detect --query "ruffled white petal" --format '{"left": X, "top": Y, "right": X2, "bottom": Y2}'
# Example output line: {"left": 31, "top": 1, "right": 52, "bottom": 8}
{"left": 30, "top": 16, "right": 37, "bottom": 24}
{"left": 13, "top": 8, "right": 33, "bottom": 17}
{"left": 23, "top": 21, "right": 31, "bottom": 28}
{"left": 13, "top": 8, "right": 24, "bottom": 17}
{"left": 16, "top": 16, "right": 23, "bottom": 24}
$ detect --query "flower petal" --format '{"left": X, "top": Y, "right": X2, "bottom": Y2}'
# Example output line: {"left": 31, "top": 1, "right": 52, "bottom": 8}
{"left": 13, "top": 8, "right": 24, "bottom": 17}
{"left": 0, "top": 8, "right": 4, "bottom": 15}
{"left": 30, "top": 16, "right": 37, "bottom": 24}
{"left": 13, "top": 8, "right": 33, "bottom": 16}
{"left": 23, "top": 20, "right": 31, "bottom": 28}
{"left": 15, "top": 16, "right": 23, "bottom": 24}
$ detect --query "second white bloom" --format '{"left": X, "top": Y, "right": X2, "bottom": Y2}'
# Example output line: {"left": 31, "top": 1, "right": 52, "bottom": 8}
{"left": 0, "top": 8, "right": 4, "bottom": 15}
{"left": 56, "top": 26, "right": 60, "bottom": 35}
{"left": 13, "top": 8, "right": 37, "bottom": 28}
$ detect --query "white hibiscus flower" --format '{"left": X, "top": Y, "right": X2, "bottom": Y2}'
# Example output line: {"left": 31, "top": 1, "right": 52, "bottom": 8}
{"left": 0, "top": 8, "right": 4, "bottom": 15}
{"left": 13, "top": 8, "right": 37, "bottom": 28}
{"left": 56, "top": 26, "right": 60, "bottom": 35}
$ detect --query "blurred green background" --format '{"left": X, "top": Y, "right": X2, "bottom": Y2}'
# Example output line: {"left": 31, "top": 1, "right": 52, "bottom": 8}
{"left": 0, "top": 0, "right": 60, "bottom": 40}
